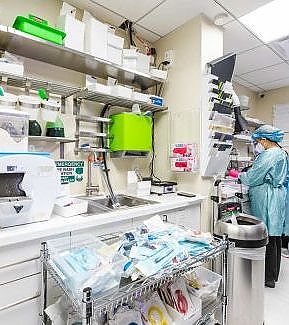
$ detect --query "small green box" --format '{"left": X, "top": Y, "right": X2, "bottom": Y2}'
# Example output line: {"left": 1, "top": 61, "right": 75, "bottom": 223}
{"left": 109, "top": 113, "right": 152, "bottom": 153}
{"left": 13, "top": 14, "right": 66, "bottom": 45}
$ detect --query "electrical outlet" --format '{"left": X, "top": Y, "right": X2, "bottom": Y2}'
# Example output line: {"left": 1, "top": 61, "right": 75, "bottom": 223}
{"left": 164, "top": 49, "right": 174, "bottom": 67}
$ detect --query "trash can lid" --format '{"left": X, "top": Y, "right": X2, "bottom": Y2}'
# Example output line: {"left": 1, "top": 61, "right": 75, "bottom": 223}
{"left": 214, "top": 214, "right": 268, "bottom": 248}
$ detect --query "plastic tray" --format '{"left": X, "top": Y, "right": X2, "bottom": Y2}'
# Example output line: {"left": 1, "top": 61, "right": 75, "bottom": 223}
{"left": 13, "top": 15, "right": 66, "bottom": 45}
{"left": 47, "top": 234, "right": 126, "bottom": 300}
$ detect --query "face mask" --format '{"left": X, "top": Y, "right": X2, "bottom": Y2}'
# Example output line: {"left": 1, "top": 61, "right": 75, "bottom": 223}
{"left": 254, "top": 142, "right": 265, "bottom": 155}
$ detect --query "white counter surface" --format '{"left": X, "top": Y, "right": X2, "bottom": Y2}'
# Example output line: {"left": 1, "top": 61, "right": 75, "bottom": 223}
{"left": 0, "top": 194, "right": 206, "bottom": 248}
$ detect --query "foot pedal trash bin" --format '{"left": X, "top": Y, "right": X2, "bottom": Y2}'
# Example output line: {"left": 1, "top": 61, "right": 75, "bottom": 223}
{"left": 214, "top": 214, "right": 268, "bottom": 325}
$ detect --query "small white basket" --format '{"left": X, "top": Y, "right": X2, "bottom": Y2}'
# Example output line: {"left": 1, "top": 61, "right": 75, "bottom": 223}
{"left": 53, "top": 198, "right": 88, "bottom": 218}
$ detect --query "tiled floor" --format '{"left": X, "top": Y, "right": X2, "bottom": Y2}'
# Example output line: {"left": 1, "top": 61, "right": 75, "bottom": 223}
{"left": 264, "top": 256, "right": 289, "bottom": 325}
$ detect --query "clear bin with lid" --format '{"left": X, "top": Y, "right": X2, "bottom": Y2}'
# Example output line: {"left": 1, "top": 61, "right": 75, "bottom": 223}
{"left": 18, "top": 95, "right": 41, "bottom": 120}
{"left": 0, "top": 93, "right": 18, "bottom": 111}
{"left": 0, "top": 109, "right": 29, "bottom": 151}
{"left": 47, "top": 233, "right": 126, "bottom": 302}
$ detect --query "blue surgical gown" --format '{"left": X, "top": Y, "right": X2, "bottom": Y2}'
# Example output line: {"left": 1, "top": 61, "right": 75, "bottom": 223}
{"left": 239, "top": 147, "right": 288, "bottom": 236}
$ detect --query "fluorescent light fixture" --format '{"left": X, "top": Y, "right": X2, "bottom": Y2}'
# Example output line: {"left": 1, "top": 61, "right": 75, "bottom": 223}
{"left": 240, "top": 0, "right": 289, "bottom": 43}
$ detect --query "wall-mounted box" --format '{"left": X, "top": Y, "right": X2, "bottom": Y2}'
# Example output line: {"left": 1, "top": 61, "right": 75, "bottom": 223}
{"left": 109, "top": 112, "right": 152, "bottom": 158}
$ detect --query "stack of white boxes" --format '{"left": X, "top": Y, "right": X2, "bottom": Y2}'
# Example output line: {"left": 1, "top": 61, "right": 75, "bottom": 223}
{"left": 122, "top": 49, "right": 151, "bottom": 74}
{"left": 57, "top": 3, "right": 85, "bottom": 52}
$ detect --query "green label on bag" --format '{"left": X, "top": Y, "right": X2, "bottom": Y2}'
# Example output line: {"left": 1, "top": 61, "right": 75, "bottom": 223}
{"left": 55, "top": 160, "right": 84, "bottom": 184}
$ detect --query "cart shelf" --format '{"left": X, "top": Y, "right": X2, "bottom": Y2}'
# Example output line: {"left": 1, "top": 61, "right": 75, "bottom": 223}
{"left": 40, "top": 232, "right": 229, "bottom": 324}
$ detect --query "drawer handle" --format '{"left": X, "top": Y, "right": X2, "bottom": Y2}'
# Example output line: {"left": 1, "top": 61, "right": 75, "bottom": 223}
{"left": 0, "top": 257, "right": 39, "bottom": 270}
{"left": 0, "top": 294, "right": 40, "bottom": 312}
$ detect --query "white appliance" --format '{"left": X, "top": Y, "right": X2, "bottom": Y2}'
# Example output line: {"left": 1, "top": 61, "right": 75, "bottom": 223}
{"left": 0, "top": 154, "right": 60, "bottom": 228}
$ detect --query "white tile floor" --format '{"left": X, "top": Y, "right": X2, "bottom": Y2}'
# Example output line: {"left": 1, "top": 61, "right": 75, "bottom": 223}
{"left": 264, "top": 256, "right": 289, "bottom": 325}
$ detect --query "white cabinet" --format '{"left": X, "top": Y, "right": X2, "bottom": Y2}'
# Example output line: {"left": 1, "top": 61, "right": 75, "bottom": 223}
{"left": 0, "top": 296, "right": 40, "bottom": 324}
{"left": 0, "top": 240, "right": 41, "bottom": 324}
{"left": 162, "top": 205, "right": 201, "bottom": 230}
{"left": 132, "top": 203, "right": 201, "bottom": 230}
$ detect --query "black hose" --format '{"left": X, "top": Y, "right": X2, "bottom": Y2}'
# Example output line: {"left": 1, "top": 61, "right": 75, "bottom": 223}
{"left": 99, "top": 103, "right": 115, "bottom": 199}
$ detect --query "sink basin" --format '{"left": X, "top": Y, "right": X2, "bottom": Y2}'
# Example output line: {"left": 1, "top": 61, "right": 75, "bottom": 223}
{"left": 91, "top": 194, "right": 157, "bottom": 209}
{"left": 80, "top": 194, "right": 157, "bottom": 214}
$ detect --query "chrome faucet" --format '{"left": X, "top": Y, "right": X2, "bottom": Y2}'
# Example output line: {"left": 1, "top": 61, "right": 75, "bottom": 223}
{"left": 86, "top": 153, "right": 100, "bottom": 196}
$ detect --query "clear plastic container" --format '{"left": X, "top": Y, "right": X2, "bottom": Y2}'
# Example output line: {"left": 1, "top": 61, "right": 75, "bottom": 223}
{"left": 0, "top": 93, "right": 18, "bottom": 111}
{"left": 41, "top": 99, "right": 61, "bottom": 122}
{"left": 0, "top": 109, "right": 29, "bottom": 151}
{"left": 47, "top": 234, "right": 126, "bottom": 301}
{"left": 18, "top": 95, "right": 41, "bottom": 120}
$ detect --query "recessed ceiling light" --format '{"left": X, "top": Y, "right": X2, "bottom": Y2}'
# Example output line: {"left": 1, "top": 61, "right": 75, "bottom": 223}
{"left": 239, "top": 0, "right": 289, "bottom": 43}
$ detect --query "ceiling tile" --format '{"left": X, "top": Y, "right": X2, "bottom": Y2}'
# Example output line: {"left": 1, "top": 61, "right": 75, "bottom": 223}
{"left": 67, "top": 0, "right": 124, "bottom": 26}
{"left": 89, "top": 0, "right": 164, "bottom": 21}
{"left": 259, "top": 78, "right": 289, "bottom": 91}
{"left": 217, "top": 0, "right": 274, "bottom": 18}
{"left": 235, "top": 45, "right": 282, "bottom": 75}
{"left": 223, "top": 20, "right": 262, "bottom": 54}
{"left": 233, "top": 76, "right": 264, "bottom": 92}
{"left": 134, "top": 25, "right": 161, "bottom": 43}
{"left": 138, "top": 0, "right": 227, "bottom": 36}
{"left": 241, "top": 63, "right": 289, "bottom": 85}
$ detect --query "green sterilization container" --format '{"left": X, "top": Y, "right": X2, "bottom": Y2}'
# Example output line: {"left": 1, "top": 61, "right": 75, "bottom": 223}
{"left": 109, "top": 113, "right": 152, "bottom": 154}
{"left": 13, "top": 14, "right": 66, "bottom": 45}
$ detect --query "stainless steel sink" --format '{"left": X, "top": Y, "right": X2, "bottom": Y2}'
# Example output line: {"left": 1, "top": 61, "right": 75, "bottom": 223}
{"left": 80, "top": 194, "right": 157, "bottom": 215}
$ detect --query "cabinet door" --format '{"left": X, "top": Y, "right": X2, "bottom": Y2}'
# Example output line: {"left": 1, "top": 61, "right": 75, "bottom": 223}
{"left": 162, "top": 205, "right": 201, "bottom": 230}
{"left": 0, "top": 258, "right": 40, "bottom": 286}
{"left": 0, "top": 240, "right": 40, "bottom": 269}
{"left": 0, "top": 273, "right": 40, "bottom": 310}
{"left": 0, "top": 296, "right": 40, "bottom": 325}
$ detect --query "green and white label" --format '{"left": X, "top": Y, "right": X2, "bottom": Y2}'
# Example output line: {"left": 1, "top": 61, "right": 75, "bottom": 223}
{"left": 55, "top": 160, "right": 84, "bottom": 184}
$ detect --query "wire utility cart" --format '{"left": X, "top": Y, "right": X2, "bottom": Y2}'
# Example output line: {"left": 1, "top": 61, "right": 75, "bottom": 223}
{"left": 40, "top": 233, "right": 229, "bottom": 325}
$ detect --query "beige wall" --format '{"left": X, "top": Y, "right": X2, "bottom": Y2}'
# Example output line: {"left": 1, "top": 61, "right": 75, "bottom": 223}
{"left": 253, "top": 86, "right": 289, "bottom": 124}
{"left": 153, "top": 15, "right": 224, "bottom": 231}
{"left": 1, "top": 0, "right": 152, "bottom": 196}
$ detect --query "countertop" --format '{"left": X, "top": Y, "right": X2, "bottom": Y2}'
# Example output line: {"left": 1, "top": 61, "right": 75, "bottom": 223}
{"left": 0, "top": 193, "right": 206, "bottom": 248}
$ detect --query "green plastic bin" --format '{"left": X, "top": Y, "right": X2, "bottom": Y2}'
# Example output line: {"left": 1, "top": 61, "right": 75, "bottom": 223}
{"left": 109, "top": 113, "right": 152, "bottom": 152}
{"left": 13, "top": 14, "right": 66, "bottom": 45}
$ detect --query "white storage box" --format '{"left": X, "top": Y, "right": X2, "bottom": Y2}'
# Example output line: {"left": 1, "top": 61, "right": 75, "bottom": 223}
{"left": 127, "top": 181, "right": 151, "bottom": 197}
{"left": 132, "top": 91, "right": 150, "bottom": 102}
{"left": 0, "top": 61, "right": 24, "bottom": 76}
{"left": 122, "top": 48, "right": 138, "bottom": 70}
{"left": 107, "top": 45, "right": 123, "bottom": 65}
{"left": 53, "top": 198, "right": 88, "bottom": 217}
{"left": 18, "top": 95, "right": 41, "bottom": 120}
{"left": 150, "top": 68, "right": 168, "bottom": 80}
{"left": 108, "top": 33, "right": 124, "bottom": 49}
{"left": 111, "top": 85, "right": 132, "bottom": 99}
{"left": 84, "top": 16, "right": 108, "bottom": 60}
{"left": 186, "top": 267, "right": 222, "bottom": 306}
{"left": 57, "top": 14, "right": 85, "bottom": 52}
{"left": 0, "top": 109, "right": 29, "bottom": 151}
{"left": 136, "top": 52, "right": 150, "bottom": 73}
{"left": 86, "top": 76, "right": 111, "bottom": 94}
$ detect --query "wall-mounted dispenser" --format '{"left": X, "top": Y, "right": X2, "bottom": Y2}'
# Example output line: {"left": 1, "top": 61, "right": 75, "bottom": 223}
{"left": 109, "top": 112, "right": 152, "bottom": 158}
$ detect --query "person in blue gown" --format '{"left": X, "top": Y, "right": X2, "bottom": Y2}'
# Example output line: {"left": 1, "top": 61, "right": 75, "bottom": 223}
{"left": 239, "top": 125, "right": 288, "bottom": 288}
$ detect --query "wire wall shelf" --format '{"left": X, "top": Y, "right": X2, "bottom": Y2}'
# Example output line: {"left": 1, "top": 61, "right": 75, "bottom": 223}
{"left": 76, "top": 89, "right": 168, "bottom": 113}
{"left": 41, "top": 234, "right": 229, "bottom": 324}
